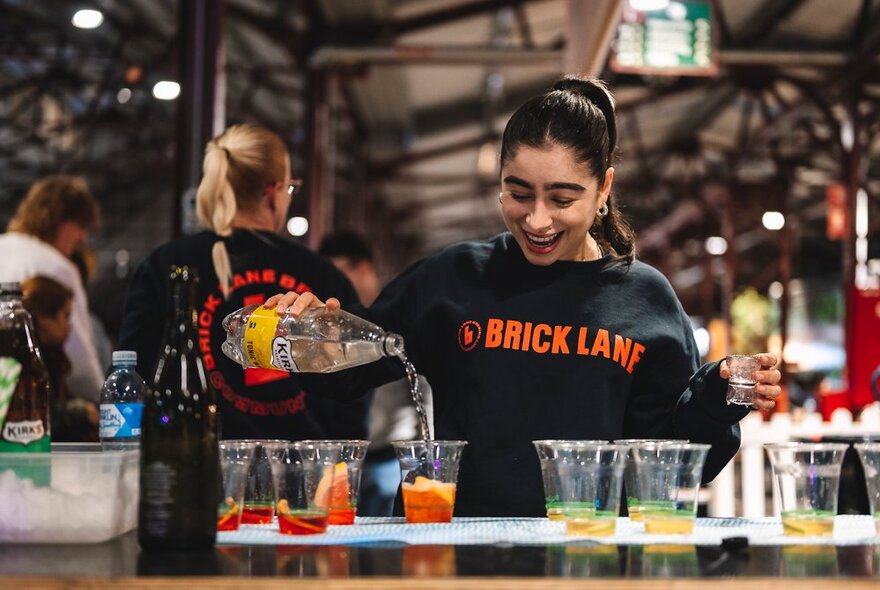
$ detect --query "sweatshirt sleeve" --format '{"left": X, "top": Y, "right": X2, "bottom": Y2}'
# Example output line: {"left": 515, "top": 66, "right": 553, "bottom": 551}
{"left": 293, "top": 258, "right": 427, "bottom": 402}
{"left": 117, "top": 254, "right": 166, "bottom": 383}
{"left": 623, "top": 292, "right": 748, "bottom": 483}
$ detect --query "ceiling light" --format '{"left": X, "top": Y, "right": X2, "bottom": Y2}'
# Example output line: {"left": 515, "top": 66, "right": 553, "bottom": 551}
{"left": 705, "top": 236, "right": 727, "bottom": 256}
{"left": 152, "top": 81, "right": 180, "bottom": 100}
{"left": 762, "top": 211, "right": 785, "bottom": 231}
{"left": 629, "top": 0, "right": 670, "bottom": 11}
{"left": 72, "top": 9, "right": 103, "bottom": 29}
{"left": 665, "top": 2, "right": 687, "bottom": 20}
{"left": 287, "top": 217, "right": 309, "bottom": 237}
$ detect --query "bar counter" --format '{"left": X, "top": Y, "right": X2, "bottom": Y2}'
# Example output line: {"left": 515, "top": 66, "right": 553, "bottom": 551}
{"left": 2, "top": 528, "right": 880, "bottom": 589}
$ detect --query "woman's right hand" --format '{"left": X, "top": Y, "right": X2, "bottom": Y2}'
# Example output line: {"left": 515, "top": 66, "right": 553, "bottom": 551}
{"left": 263, "top": 291, "right": 341, "bottom": 316}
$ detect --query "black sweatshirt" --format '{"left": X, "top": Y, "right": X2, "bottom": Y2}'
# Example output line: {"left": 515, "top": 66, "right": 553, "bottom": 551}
{"left": 298, "top": 233, "right": 749, "bottom": 517}
{"left": 118, "top": 229, "right": 369, "bottom": 442}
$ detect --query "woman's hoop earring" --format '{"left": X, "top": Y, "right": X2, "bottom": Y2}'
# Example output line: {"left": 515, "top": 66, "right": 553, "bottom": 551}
{"left": 597, "top": 203, "right": 609, "bottom": 218}
{"left": 498, "top": 192, "right": 504, "bottom": 203}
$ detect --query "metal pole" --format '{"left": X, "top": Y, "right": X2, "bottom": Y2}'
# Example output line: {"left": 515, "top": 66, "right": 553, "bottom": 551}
{"left": 174, "top": 0, "right": 224, "bottom": 237}
{"left": 306, "top": 69, "right": 328, "bottom": 250}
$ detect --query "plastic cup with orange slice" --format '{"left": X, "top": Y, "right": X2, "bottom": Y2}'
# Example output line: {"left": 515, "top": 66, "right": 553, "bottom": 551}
{"left": 276, "top": 441, "right": 341, "bottom": 535}
{"left": 218, "top": 440, "right": 257, "bottom": 532}
{"left": 392, "top": 440, "right": 467, "bottom": 524}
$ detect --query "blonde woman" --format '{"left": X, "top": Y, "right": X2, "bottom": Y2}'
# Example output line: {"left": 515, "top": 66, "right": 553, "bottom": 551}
{"left": 0, "top": 175, "right": 103, "bottom": 401}
{"left": 119, "top": 124, "right": 367, "bottom": 441}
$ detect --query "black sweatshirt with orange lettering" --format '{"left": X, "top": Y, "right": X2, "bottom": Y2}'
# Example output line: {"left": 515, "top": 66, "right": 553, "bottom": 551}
{"left": 299, "top": 232, "right": 750, "bottom": 517}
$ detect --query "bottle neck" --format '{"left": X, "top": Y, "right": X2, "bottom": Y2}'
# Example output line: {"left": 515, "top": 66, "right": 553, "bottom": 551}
{"left": 382, "top": 333, "right": 405, "bottom": 359}
{"left": 164, "top": 278, "right": 199, "bottom": 341}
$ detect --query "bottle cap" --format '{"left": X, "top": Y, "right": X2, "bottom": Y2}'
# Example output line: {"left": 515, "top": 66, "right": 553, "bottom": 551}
{"left": 112, "top": 350, "right": 138, "bottom": 365}
{"left": 0, "top": 282, "right": 22, "bottom": 296}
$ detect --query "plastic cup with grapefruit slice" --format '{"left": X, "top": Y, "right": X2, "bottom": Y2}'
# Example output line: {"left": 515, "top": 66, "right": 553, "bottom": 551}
{"left": 306, "top": 440, "right": 369, "bottom": 525}
{"left": 392, "top": 440, "right": 467, "bottom": 524}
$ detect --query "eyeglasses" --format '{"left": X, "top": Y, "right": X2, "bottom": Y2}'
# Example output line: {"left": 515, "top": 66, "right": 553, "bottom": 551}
{"left": 287, "top": 179, "right": 303, "bottom": 196}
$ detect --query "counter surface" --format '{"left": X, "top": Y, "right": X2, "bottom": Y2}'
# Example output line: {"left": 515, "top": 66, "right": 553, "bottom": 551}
{"left": 2, "top": 530, "right": 880, "bottom": 588}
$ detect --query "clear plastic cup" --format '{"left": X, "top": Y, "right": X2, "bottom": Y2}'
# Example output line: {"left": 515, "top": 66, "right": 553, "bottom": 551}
{"left": 855, "top": 443, "right": 880, "bottom": 535}
{"left": 533, "top": 439, "right": 607, "bottom": 521}
{"left": 765, "top": 442, "right": 848, "bottom": 536}
{"left": 217, "top": 440, "right": 257, "bottom": 531}
{"left": 613, "top": 439, "right": 688, "bottom": 522}
{"left": 301, "top": 439, "right": 369, "bottom": 525}
{"left": 632, "top": 442, "right": 711, "bottom": 534}
{"left": 230, "top": 439, "right": 287, "bottom": 525}
{"left": 536, "top": 441, "right": 626, "bottom": 536}
{"left": 725, "top": 354, "right": 761, "bottom": 406}
{"left": 392, "top": 440, "right": 467, "bottom": 523}
{"left": 275, "top": 441, "right": 341, "bottom": 535}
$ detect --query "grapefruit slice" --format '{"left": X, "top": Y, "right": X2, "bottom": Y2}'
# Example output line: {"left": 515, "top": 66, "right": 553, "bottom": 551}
{"left": 315, "top": 462, "right": 350, "bottom": 508}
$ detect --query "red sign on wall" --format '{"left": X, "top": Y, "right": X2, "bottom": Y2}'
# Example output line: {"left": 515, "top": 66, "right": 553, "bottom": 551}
{"left": 847, "top": 287, "right": 880, "bottom": 409}
{"left": 827, "top": 183, "right": 847, "bottom": 241}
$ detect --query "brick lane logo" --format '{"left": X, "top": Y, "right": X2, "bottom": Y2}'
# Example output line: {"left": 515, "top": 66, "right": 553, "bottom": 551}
{"left": 457, "top": 320, "right": 482, "bottom": 352}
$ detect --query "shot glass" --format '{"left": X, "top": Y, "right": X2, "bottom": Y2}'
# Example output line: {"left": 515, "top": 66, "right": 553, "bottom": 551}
{"left": 855, "top": 443, "right": 880, "bottom": 535}
{"left": 238, "top": 439, "right": 287, "bottom": 525}
{"left": 301, "top": 439, "right": 369, "bottom": 525}
{"left": 725, "top": 354, "right": 761, "bottom": 406}
{"left": 276, "top": 441, "right": 341, "bottom": 535}
{"left": 217, "top": 440, "right": 257, "bottom": 531}
{"left": 392, "top": 440, "right": 467, "bottom": 524}
{"left": 533, "top": 439, "right": 607, "bottom": 521}
{"left": 613, "top": 439, "right": 687, "bottom": 522}
{"left": 632, "top": 442, "right": 711, "bottom": 534}
{"left": 765, "top": 442, "right": 848, "bottom": 536}
{"left": 539, "top": 441, "right": 626, "bottom": 536}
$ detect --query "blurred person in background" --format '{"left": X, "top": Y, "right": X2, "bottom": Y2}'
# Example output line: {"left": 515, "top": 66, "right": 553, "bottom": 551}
{"left": 21, "top": 276, "right": 99, "bottom": 442}
{"left": 0, "top": 175, "right": 104, "bottom": 401}
{"left": 118, "top": 123, "right": 368, "bottom": 442}
{"left": 268, "top": 77, "right": 782, "bottom": 517}
{"left": 71, "top": 247, "right": 113, "bottom": 372}
{"left": 319, "top": 231, "right": 428, "bottom": 516}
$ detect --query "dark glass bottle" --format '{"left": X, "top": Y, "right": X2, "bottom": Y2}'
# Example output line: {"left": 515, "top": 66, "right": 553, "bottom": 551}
{"left": 138, "top": 266, "right": 219, "bottom": 552}
{"left": 0, "top": 283, "right": 51, "bottom": 457}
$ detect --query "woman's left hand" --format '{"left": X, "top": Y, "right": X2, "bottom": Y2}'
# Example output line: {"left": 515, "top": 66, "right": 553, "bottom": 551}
{"left": 719, "top": 353, "right": 782, "bottom": 411}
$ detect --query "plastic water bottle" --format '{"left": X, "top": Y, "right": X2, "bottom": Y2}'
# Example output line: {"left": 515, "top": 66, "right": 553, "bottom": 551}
{"left": 220, "top": 304, "right": 404, "bottom": 373}
{"left": 99, "top": 350, "right": 145, "bottom": 451}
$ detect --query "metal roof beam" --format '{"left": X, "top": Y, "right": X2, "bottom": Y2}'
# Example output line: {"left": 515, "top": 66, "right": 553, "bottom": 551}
{"left": 391, "top": 0, "right": 549, "bottom": 36}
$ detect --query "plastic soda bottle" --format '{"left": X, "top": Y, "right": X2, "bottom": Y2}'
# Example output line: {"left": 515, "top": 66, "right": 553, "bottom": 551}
{"left": 99, "top": 350, "right": 145, "bottom": 451}
{"left": 220, "top": 304, "right": 404, "bottom": 373}
{"left": 0, "top": 282, "right": 51, "bottom": 455}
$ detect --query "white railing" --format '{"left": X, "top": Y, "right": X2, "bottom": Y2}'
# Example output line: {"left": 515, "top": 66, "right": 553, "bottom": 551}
{"left": 708, "top": 402, "right": 880, "bottom": 517}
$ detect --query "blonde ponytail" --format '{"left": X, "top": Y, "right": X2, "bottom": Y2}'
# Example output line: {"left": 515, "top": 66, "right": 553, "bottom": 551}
{"left": 197, "top": 143, "right": 237, "bottom": 298}
{"left": 195, "top": 124, "right": 289, "bottom": 299}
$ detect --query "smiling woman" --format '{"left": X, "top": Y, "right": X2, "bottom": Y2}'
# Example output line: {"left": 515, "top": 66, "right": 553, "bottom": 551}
{"left": 265, "top": 75, "right": 783, "bottom": 519}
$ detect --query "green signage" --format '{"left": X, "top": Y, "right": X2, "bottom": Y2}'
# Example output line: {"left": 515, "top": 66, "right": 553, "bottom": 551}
{"left": 611, "top": 2, "right": 716, "bottom": 76}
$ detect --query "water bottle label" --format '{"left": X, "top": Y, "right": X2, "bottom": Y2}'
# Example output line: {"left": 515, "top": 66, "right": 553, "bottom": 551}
{"left": 244, "top": 306, "right": 284, "bottom": 370}
{"left": 100, "top": 403, "right": 144, "bottom": 438}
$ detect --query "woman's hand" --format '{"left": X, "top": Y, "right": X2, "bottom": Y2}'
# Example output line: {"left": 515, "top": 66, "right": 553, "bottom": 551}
{"left": 263, "top": 291, "right": 341, "bottom": 316}
{"left": 719, "top": 353, "right": 781, "bottom": 412}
